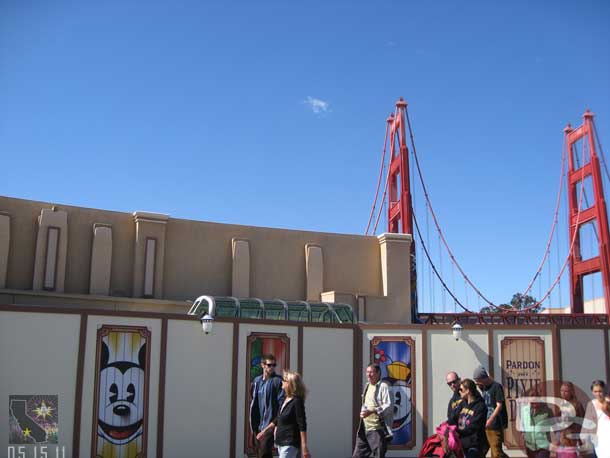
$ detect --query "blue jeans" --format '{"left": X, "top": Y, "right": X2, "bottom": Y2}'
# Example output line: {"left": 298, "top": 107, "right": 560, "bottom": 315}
{"left": 278, "top": 445, "right": 299, "bottom": 458}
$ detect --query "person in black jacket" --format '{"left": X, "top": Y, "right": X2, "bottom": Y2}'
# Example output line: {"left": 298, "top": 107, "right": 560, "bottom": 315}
{"left": 256, "top": 370, "right": 310, "bottom": 458}
{"left": 457, "top": 378, "right": 489, "bottom": 458}
{"left": 446, "top": 371, "right": 463, "bottom": 425}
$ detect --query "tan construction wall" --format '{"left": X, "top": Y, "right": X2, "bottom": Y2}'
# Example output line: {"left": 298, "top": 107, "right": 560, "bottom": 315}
{"left": 0, "top": 195, "right": 381, "bottom": 304}
{"left": 162, "top": 217, "right": 381, "bottom": 301}
{"left": 0, "top": 196, "right": 135, "bottom": 296}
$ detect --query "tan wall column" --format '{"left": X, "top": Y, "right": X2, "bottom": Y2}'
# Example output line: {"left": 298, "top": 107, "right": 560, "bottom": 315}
{"left": 232, "top": 238, "right": 250, "bottom": 298}
{"left": 0, "top": 212, "right": 9, "bottom": 288}
{"left": 133, "top": 212, "right": 168, "bottom": 299}
{"left": 90, "top": 224, "right": 113, "bottom": 295}
{"left": 33, "top": 208, "right": 68, "bottom": 292}
{"left": 375, "top": 233, "right": 412, "bottom": 323}
{"left": 306, "top": 244, "right": 323, "bottom": 301}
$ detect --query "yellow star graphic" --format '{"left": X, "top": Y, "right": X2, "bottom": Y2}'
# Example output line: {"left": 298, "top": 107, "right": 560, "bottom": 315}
{"left": 23, "top": 428, "right": 31, "bottom": 437}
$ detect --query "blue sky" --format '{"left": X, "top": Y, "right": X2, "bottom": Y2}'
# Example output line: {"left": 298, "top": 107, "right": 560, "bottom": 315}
{"left": 2, "top": 1, "right": 609, "bottom": 310}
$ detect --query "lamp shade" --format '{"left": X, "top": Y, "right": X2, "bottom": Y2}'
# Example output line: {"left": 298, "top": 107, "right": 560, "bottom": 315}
{"left": 452, "top": 322, "right": 463, "bottom": 341}
{"left": 200, "top": 313, "right": 214, "bottom": 334}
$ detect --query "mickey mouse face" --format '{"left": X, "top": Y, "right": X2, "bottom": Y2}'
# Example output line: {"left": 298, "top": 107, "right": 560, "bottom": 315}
{"left": 389, "top": 380, "right": 412, "bottom": 430}
{"left": 97, "top": 340, "right": 147, "bottom": 445}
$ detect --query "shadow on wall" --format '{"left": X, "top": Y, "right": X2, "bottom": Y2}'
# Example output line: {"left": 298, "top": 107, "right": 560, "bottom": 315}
{"left": 463, "top": 337, "right": 489, "bottom": 369}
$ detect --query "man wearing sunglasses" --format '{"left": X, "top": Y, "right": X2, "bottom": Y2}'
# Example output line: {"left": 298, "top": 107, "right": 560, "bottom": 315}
{"left": 446, "top": 371, "right": 463, "bottom": 425}
{"left": 250, "top": 354, "right": 285, "bottom": 458}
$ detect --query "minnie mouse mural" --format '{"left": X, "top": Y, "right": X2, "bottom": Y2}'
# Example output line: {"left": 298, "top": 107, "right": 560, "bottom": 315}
{"left": 92, "top": 326, "right": 151, "bottom": 458}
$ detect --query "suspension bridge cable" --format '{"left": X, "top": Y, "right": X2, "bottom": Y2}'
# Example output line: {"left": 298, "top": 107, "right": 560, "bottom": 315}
{"left": 426, "top": 195, "right": 433, "bottom": 310}
{"left": 548, "top": 251, "right": 552, "bottom": 308}
{"left": 404, "top": 106, "right": 501, "bottom": 309}
{"left": 372, "top": 113, "right": 398, "bottom": 234}
{"left": 518, "top": 139, "right": 589, "bottom": 312}
{"left": 365, "top": 122, "right": 391, "bottom": 235}
{"left": 412, "top": 210, "right": 471, "bottom": 312}
{"left": 439, "top": 233, "right": 446, "bottom": 311}
{"left": 405, "top": 105, "right": 581, "bottom": 312}
{"left": 409, "top": 126, "right": 421, "bottom": 312}
{"left": 372, "top": 155, "right": 391, "bottom": 234}
{"left": 519, "top": 137, "right": 568, "bottom": 298}
{"left": 558, "top": 161, "right": 568, "bottom": 310}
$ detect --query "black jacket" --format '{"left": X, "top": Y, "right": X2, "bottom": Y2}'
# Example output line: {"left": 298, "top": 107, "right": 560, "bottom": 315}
{"left": 447, "top": 391, "right": 463, "bottom": 425}
{"left": 273, "top": 397, "right": 307, "bottom": 447}
{"left": 457, "top": 397, "right": 488, "bottom": 452}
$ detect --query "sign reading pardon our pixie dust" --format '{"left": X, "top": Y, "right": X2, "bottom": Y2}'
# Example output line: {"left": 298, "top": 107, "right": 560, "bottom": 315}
{"left": 500, "top": 337, "right": 546, "bottom": 449}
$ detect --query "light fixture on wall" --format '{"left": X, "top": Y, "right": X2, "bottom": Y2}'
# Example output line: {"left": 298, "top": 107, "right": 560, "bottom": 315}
{"left": 452, "top": 322, "right": 463, "bottom": 341}
{"left": 200, "top": 313, "right": 214, "bottom": 335}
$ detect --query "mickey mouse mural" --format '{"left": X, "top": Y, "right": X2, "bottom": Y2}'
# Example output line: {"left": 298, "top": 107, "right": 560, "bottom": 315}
{"left": 92, "top": 325, "right": 151, "bottom": 458}
{"left": 371, "top": 336, "right": 416, "bottom": 449}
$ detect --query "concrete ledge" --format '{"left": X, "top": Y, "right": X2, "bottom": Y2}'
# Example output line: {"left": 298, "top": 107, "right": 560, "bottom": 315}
{"left": 0, "top": 288, "right": 190, "bottom": 314}
{"left": 132, "top": 211, "right": 170, "bottom": 223}
{"left": 377, "top": 232, "right": 413, "bottom": 244}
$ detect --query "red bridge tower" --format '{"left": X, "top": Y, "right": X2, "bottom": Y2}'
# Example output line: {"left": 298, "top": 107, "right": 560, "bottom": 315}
{"left": 565, "top": 110, "right": 610, "bottom": 315}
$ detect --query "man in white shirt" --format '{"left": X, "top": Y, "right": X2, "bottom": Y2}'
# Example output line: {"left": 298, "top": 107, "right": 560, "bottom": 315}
{"left": 353, "top": 364, "right": 393, "bottom": 458}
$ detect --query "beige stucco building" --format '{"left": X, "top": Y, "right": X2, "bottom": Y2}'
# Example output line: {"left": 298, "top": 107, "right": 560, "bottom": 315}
{"left": 0, "top": 195, "right": 413, "bottom": 323}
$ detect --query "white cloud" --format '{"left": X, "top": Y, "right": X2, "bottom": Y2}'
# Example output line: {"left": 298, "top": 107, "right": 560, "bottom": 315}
{"left": 304, "top": 96, "right": 330, "bottom": 114}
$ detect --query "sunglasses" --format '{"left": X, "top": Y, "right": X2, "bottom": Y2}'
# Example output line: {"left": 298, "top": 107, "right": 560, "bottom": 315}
{"left": 264, "top": 363, "right": 277, "bottom": 367}
{"left": 447, "top": 379, "right": 459, "bottom": 386}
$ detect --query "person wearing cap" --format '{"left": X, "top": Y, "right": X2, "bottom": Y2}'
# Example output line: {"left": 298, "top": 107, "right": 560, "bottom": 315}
{"left": 473, "top": 366, "right": 508, "bottom": 458}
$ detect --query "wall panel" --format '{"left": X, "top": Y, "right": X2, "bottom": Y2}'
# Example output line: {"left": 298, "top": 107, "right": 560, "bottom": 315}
{"left": 78, "top": 315, "right": 161, "bottom": 457}
{"left": 428, "top": 329, "right": 489, "bottom": 433}
{"left": 560, "top": 329, "right": 606, "bottom": 394}
{"left": 302, "top": 327, "right": 353, "bottom": 457}
{"left": 0, "top": 311, "right": 81, "bottom": 456}
{"left": 361, "top": 329, "right": 423, "bottom": 457}
{"left": 235, "top": 324, "right": 299, "bottom": 457}
{"left": 163, "top": 320, "right": 233, "bottom": 457}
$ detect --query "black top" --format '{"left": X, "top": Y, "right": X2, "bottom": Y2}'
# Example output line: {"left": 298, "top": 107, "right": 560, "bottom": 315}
{"left": 457, "top": 397, "right": 489, "bottom": 452}
{"left": 480, "top": 381, "right": 508, "bottom": 430}
{"left": 447, "top": 391, "right": 463, "bottom": 425}
{"left": 274, "top": 397, "right": 307, "bottom": 447}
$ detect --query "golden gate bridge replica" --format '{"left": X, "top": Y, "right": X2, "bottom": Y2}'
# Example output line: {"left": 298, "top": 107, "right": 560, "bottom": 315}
{"left": 365, "top": 98, "right": 610, "bottom": 326}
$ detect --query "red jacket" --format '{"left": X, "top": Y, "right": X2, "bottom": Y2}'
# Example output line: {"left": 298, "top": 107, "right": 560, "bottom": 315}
{"left": 419, "top": 422, "right": 464, "bottom": 458}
